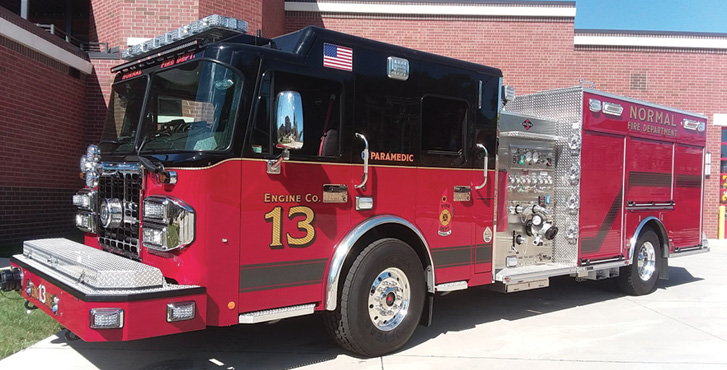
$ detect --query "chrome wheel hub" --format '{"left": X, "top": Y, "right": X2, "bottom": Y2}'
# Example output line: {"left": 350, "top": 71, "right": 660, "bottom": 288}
{"left": 637, "top": 241, "right": 656, "bottom": 281}
{"left": 367, "top": 267, "right": 410, "bottom": 331}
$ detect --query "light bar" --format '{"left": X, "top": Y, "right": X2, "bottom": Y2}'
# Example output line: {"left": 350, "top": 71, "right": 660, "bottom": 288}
{"left": 121, "top": 15, "right": 248, "bottom": 59}
{"left": 90, "top": 308, "right": 124, "bottom": 329}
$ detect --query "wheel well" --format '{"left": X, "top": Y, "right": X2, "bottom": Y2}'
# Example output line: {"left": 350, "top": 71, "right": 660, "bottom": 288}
{"left": 336, "top": 223, "right": 433, "bottom": 297}
{"left": 636, "top": 219, "right": 669, "bottom": 258}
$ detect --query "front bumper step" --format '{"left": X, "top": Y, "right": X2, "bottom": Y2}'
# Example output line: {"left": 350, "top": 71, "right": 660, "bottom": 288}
{"left": 11, "top": 238, "right": 207, "bottom": 341}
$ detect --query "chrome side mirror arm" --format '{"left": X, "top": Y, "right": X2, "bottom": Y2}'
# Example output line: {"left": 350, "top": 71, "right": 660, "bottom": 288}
{"left": 355, "top": 133, "right": 369, "bottom": 190}
{"left": 267, "top": 149, "right": 290, "bottom": 175}
{"left": 475, "top": 144, "right": 488, "bottom": 190}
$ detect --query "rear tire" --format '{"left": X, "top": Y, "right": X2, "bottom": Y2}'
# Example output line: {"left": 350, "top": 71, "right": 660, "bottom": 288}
{"left": 324, "top": 238, "right": 425, "bottom": 357}
{"left": 618, "top": 229, "right": 662, "bottom": 295}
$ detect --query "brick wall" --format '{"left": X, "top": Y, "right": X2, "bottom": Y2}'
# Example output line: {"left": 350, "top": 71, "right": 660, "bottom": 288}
{"left": 285, "top": 11, "right": 727, "bottom": 237}
{"left": 0, "top": 35, "right": 87, "bottom": 247}
{"left": 86, "top": 59, "right": 117, "bottom": 144}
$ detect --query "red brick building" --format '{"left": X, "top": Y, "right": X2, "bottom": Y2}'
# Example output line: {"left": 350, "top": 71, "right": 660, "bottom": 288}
{"left": 1, "top": 0, "right": 726, "bottom": 247}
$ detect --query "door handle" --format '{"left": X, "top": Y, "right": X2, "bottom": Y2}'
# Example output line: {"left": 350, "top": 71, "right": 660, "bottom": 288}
{"left": 355, "top": 133, "right": 369, "bottom": 190}
{"left": 476, "top": 144, "right": 488, "bottom": 190}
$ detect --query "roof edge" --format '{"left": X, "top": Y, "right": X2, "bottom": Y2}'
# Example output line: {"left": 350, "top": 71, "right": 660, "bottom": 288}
{"left": 576, "top": 28, "right": 727, "bottom": 39}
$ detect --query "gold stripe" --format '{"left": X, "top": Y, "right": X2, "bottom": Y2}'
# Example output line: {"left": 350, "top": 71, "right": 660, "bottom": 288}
{"left": 168, "top": 157, "right": 487, "bottom": 172}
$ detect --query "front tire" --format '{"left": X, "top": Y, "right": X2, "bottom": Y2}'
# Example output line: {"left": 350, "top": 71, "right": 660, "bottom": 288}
{"left": 618, "top": 229, "right": 662, "bottom": 295}
{"left": 325, "top": 238, "right": 425, "bottom": 357}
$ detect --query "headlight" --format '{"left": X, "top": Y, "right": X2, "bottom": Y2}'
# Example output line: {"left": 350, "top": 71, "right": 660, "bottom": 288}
{"left": 75, "top": 212, "right": 96, "bottom": 233}
{"left": 72, "top": 189, "right": 97, "bottom": 211}
{"left": 143, "top": 196, "right": 195, "bottom": 252}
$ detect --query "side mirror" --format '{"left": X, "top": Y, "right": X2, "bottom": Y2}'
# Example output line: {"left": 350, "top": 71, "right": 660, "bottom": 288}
{"left": 275, "top": 91, "right": 304, "bottom": 150}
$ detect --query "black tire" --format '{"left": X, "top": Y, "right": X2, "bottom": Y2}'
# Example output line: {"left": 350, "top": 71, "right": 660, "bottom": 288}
{"left": 324, "top": 238, "right": 425, "bottom": 357}
{"left": 618, "top": 229, "right": 662, "bottom": 295}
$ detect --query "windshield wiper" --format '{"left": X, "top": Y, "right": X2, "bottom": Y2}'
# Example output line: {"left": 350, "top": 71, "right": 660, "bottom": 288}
{"left": 136, "top": 133, "right": 169, "bottom": 174}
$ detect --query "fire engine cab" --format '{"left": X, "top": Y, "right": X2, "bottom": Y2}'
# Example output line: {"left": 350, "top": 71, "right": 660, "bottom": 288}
{"left": 0, "top": 15, "right": 710, "bottom": 357}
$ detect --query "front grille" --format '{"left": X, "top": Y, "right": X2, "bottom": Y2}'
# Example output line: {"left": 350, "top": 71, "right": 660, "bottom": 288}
{"left": 97, "top": 169, "right": 142, "bottom": 259}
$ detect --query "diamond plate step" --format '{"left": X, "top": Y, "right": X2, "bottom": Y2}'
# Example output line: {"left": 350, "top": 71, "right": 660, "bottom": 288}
{"left": 22, "top": 238, "right": 164, "bottom": 290}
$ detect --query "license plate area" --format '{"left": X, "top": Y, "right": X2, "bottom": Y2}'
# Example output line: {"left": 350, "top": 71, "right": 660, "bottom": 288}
{"left": 25, "top": 276, "right": 59, "bottom": 314}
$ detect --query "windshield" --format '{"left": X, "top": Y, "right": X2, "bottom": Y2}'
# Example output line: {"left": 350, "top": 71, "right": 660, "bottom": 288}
{"left": 99, "top": 76, "right": 147, "bottom": 154}
{"left": 100, "top": 61, "right": 243, "bottom": 155}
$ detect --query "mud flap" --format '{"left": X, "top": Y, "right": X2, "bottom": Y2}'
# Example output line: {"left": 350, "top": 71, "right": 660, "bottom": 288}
{"left": 419, "top": 292, "right": 434, "bottom": 327}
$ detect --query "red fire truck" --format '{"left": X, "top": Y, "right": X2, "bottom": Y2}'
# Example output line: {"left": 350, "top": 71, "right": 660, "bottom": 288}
{"left": 0, "top": 15, "right": 709, "bottom": 357}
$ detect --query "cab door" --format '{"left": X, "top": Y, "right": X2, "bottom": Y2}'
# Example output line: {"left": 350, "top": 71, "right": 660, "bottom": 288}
{"left": 239, "top": 70, "right": 352, "bottom": 314}
{"left": 415, "top": 95, "right": 476, "bottom": 285}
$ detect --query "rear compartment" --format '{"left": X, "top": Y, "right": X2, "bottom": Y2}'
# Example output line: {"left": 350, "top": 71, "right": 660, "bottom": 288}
{"left": 495, "top": 86, "right": 708, "bottom": 290}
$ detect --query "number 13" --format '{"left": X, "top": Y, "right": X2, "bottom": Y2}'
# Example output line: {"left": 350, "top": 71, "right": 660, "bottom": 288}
{"left": 264, "top": 206, "right": 316, "bottom": 249}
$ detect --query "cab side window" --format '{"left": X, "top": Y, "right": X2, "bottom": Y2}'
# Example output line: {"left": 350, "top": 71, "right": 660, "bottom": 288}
{"left": 250, "top": 71, "right": 342, "bottom": 159}
{"left": 421, "top": 96, "right": 467, "bottom": 154}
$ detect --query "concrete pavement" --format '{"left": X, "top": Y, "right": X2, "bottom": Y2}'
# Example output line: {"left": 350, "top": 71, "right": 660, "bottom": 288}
{"left": 2, "top": 242, "right": 726, "bottom": 370}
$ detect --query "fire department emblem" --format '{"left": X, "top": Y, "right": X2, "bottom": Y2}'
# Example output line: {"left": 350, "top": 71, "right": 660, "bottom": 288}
{"left": 438, "top": 195, "right": 453, "bottom": 236}
{"left": 483, "top": 226, "right": 493, "bottom": 243}
{"left": 522, "top": 119, "right": 533, "bottom": 130}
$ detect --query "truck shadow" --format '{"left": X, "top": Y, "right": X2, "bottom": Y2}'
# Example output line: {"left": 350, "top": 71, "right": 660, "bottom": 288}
{"left": 59, "top": 266, "right": 701, "bottom": 370}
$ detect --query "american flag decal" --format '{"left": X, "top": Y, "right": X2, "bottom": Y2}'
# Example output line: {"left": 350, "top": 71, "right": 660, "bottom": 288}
{"left": 323, "top": 43, "right": 353, "bottom": 71}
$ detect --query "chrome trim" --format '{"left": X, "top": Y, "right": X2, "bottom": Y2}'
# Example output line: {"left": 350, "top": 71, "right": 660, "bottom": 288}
{"left": 628, "top": 216, "right": 666, "bottom": 263}
{"left": 475, "top": 144, "right": 488, "bottom": 190}
{"left": 354, "top": 133, "right": 369, "bottom": 190}
{"left": 636, "top": 241, "right": 657, "bottom": 281}
{"left": 626, "top": 205, "right": 674, "bottom": 211}
{"left": 671, "top": 245, "right": 710, "bottom": 258}
{"left": 367, "top": 267, "right": 410, "bottom": 331}
{"left": 325, "top": 215, "right": 434, "bottom": 311}
{"left": 496, "top": 264, "right": 574, "bottom": 283}
{"left": 355, "top": 196, "right": 374, "bottom": 210}
{"left": 142, "top": 196, "right": 196, "bottom": 251}
{"left": 478, "top": 80, "right": 483, "bottom": 109}
{"left": 499, "top": 131, "right": 559, "bottom": 141}
{"left": 239, "top": 303, "right": 315, "bottom": 324}
{"left": 100, "top": 198, "right": 123, "bottom": 229}
{"left": 101, "top": 162, "right": 141, "bottom": 173}
{"left": 582, "top": 88, "right": 707, "bottom": 119}
{"left": 435, "top": 280, "right": 468, "bottom": 292}
{"left": 626, "top": 202, "right": 674, "bottom": 211}
{"left": 162, "top": 170, "right": 178, "bottom": 185}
